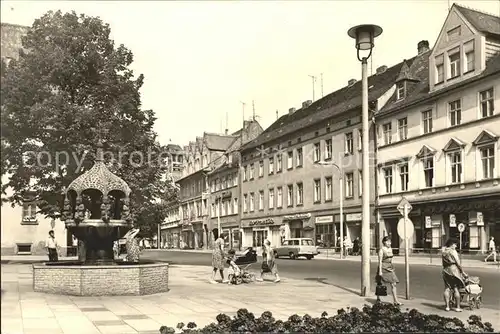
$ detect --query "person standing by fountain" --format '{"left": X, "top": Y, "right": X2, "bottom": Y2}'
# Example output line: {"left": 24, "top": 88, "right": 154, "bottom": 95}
{"left": 125, "top": 228, "right": 141, "bottom": 262}
{"left": 45, "top": 230, "right": 59, "bottom": 262}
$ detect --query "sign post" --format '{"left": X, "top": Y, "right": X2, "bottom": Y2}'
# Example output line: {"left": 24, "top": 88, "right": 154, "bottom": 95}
{"left": 397, "top": 198, "right": 413, "bottom": 300}
{"left": 458, "top": 223, "right": 465, "bottom": 264}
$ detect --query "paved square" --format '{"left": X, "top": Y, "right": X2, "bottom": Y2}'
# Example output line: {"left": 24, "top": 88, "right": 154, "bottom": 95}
{"left": 2, "top": 263, "right": 499, "bottom": 333}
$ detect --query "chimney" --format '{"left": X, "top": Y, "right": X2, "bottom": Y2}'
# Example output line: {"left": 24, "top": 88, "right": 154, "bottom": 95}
{"left": 417, "top": 40, "right": 430, "bottom": 55}
{"left": 288, "top": 107, "right": 296, "bottom": 115}
{"left": 376, "top": 65, "right": 387, "bottom": 74}
{"left": 302, "top": 100, "right": 312, "bottom": 108}
{"left": 348, "top": 79, "right": 357, "bottom": 86}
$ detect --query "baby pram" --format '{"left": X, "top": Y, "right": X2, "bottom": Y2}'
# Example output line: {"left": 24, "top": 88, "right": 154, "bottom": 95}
{"left": 451, "top": 276, "right": 483, "bottom": 310}
{"left": 229, "top": 247, "right": 258, "bottom": 284}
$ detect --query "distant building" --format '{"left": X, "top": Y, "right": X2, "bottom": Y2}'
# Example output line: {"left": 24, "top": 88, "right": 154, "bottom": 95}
{"left": 161, "top": 121, "right": 263, "bottom": 249}
{"left": 375, "top": 4, "right": 500, "bottom": 254}
{"left": 1, "top": 23, "right": 69, "bottom": 256}
{"left": 207, "top": 120, "right": 263, "bottom": 250}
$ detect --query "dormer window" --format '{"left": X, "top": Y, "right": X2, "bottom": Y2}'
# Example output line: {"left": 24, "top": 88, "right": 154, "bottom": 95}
{"left": 435, "top": 54, "right": 444, "bottom": 83}
{"left": 449, "top": 48, "right": 460, "bottom": 79}
{"left": 396, "top": 82, "right": 406, "bottom": 100}
{"left": 447, "top": 26, "right": 461, "bottom": 41}
{"left": 464, "top": 40, "right": 475, "bottom": 73}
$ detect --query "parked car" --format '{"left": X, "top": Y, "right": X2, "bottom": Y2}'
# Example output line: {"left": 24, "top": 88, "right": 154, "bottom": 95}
{"left": 274, "top": 238, "right": 319, "bottom": 260}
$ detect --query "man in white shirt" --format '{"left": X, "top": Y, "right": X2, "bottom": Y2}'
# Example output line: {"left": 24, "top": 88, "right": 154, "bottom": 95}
{"left": 484, "top": 236, "right": 497, "bottom": 263}
{"left": 46, "top": 230, "right": 59, "bottom": 262}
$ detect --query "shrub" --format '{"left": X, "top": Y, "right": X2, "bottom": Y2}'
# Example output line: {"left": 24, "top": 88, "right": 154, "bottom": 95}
{"left": 159, "top": 303, "right": 496, "bottom": 333}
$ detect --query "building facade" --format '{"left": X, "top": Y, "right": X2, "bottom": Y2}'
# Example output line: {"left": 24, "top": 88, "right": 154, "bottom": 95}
{"left": 375, "top": 4, "right": 500, "bottom": 254}
{"left": 1, "top": 23, "right": 69, "bottom": 256}
{"left": 238, "top": 57, "right": 409, "bottom": 251}
{"left": 163, "top": 121, "right": 263, "bottom": 249}
{"left": 206, "top": 120, "right": 263, "bottom": 250}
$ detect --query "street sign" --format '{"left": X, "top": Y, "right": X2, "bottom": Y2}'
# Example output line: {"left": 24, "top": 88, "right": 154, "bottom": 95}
{"left": 458, "top": 223, "right": 465, "bottom": 233}
{"left": 397, "top": 198, "right": 413, "bottom": 216}
{"left": 397, "top": 218, "right": 414, "bottom": 240}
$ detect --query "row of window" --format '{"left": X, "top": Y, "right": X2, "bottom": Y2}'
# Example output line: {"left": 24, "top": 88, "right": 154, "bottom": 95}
{"left": 382, "top": 88, "right": 494, "bottom": 146}
{"left": 242, "top": 132, "right": 362, "bottom": 180}
{"left": 210, "top": 198, "right": 239, "bottom": 217}
{"left": 381, "top": 144, "right": 496, "bottom": 194}
{"left": 209, "top": 173, "right": 238, "bottom": 192}
{"left": 242, "top": 172, "right": 362, "bottom": 212}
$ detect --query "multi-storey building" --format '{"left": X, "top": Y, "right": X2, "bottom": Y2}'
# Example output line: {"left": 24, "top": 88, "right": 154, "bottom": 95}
{"left": 207, "top": 120, "right": 263, "bottom": 250}
{"left": 1, "top": 23, "right": 70, "bottom": 256}
{"left": 375, "top": 4, "right": 500, "bottom": 254}
{"left": 166, "top": 121, "right": 263, "bottom": 249}
{"left": 238, "top": 58, "right": 417, "bottom": 250}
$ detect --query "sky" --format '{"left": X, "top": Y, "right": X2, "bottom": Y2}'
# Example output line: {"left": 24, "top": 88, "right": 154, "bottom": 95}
{"left": 2, "top": 0, "right": 499, "bottom": 147}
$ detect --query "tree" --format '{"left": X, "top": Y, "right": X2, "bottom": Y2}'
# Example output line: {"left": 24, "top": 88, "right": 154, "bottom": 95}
{"left": 1, "top": 10, "right": 175, "bottom": 231}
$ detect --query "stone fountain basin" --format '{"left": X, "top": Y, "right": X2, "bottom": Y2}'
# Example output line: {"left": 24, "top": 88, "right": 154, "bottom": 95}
{"left": 33, "top": 261, "right": 169, "bottom": 296}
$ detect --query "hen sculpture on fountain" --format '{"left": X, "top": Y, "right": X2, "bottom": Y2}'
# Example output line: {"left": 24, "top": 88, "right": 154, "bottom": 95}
{"left": 61, "top": 140, "right": 133, "bottom": 264}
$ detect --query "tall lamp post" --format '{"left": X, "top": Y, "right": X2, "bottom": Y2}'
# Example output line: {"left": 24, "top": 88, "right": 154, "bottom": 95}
{"left": 348, "top": 24, "right": 382, "bottom": 297}
{"left": 317, "top": 161, "right": 344, "bottom": 259}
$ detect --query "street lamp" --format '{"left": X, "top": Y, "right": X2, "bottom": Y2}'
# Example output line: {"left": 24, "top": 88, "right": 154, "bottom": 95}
{"left": 348, "top": 24, "right": 382, "bottom": 297}
{"left": 316, "top": 161, "right": 344, "bottom": 259}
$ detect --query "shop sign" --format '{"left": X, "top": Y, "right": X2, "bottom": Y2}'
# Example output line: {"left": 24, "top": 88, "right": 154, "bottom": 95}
{"left": 283, "top": 213, "right": 311, "bottom": 221}
{"left": 315, "top": 215, "right": 333, "bottom": 224}
{"left": 346, "top": 213, "right": 362, "bottom": 222}
{"left": 477, "top": 212, "right": 484, "bottom": 226}
{"left": 449, "top": 214, "right": 456, "bottom": 227}
{"left": 425, "top": 216, "right": 432, "bottom": 228}
{"left": 249, "top": 218, "right": 275, "bottom": 227}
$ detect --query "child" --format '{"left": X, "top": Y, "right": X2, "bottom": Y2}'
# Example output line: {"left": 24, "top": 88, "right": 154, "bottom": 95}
{"left": 226, "top": 249, "right": 241, "bottom": 285}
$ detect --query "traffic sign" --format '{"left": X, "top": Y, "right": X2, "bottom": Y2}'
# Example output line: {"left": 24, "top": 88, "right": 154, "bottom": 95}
{"left": 397, "top": 198, "right": 413, "bottom": 216}
{"left": 397, "top": 217, "right": 414, "bottom": 240}
{"left": 458, "top": 223, "right": 465, "bottom": 233}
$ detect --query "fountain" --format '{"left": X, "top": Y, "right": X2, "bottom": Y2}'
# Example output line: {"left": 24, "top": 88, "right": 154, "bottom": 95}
{"left": 32, "top": 141, "right": 169, "bottom": 296}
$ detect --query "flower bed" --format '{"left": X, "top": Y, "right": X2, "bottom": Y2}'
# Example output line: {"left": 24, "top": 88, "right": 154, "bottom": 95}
{"left": 159, "top": 303, "right": 496, "bottom": 333}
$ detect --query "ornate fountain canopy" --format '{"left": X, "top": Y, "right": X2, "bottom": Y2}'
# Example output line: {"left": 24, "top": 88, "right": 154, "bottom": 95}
{"left": 66, "top": 141, "right": 131, "bottom": 197}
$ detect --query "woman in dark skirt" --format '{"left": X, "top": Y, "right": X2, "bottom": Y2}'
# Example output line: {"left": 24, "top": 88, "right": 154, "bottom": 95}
{"left": 376, "top": 236, "right": 402, "bottom": 305}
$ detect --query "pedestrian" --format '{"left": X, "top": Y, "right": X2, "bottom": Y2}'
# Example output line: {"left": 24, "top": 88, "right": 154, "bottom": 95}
{"left": 376, "top": 236, "right": 402, "bottom": 305}
{"left": 484, "top": 236, "right": 497, "bottom": 263}
{"left": 210, "top": 231, "right": 227, "bottom": 284}
{"left": 256, "top": 240, "right": 280, "bottom": 283}
{"left": 352, "top": 237, "right": 360, "bottom": 256}
{"left": 45, "top": 230, "right": 59, "bottom": 262}
{"left": 344, "top": 236, "right": 352, "bottom": 257}
{"left": 442, "top": 238, "right": 467, "bottom": 312}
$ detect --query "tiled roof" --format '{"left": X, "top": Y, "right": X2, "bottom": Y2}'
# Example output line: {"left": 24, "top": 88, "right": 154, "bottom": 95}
{"left": 455, "top": 4, "right": 500, "bottom": 38}
{"left": 241, "top": 59, "right": 408, "bottom": 151}
{"left": 378, "top": 52, "right": 500, "bottom": 117}
{"left": 166, "top": 143, "right": 183, "bottom": 152}
{"left": 204, "top": 133, "right": 238, "bottom": 151}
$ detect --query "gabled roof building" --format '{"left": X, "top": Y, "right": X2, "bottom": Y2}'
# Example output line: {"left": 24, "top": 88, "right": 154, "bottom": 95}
{"left": 375, "top": 4, "right": 500, "bottom": 254}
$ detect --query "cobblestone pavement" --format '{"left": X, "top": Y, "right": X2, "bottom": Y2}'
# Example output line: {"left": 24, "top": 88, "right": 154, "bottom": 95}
{"left": 2, "top": 263, "right": 499, "bottom": 334}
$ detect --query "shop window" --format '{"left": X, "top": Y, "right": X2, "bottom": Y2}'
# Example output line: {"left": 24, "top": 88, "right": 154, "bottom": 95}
{"left": 253, "top": 230, "right": 268, "bottom": 247}
{"left": 469, "top": 226, "right": 479, "bottom": 249}
{"left": 431, "top": 227, "right": 441, "bottom": 248}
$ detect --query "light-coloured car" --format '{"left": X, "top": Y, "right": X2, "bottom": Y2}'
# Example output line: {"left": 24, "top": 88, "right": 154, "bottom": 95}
{"left": 274, "top": 238, "right": 319, "bottom": 260}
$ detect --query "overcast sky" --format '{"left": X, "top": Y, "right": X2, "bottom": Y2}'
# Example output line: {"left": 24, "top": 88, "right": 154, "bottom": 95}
{"left": 2, "top": 1, "right": 499, "bottom": 147}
